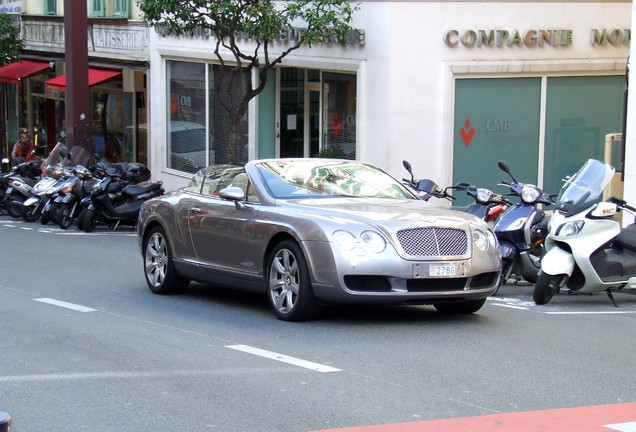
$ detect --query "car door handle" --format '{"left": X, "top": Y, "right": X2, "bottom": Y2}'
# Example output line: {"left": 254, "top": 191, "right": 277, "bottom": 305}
{"left": 191, "top": 207, "right": 202, "bottom": 214}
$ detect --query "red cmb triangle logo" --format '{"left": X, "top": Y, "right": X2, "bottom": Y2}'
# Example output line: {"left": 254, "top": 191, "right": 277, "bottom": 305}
{"left": 460, "top": 118, "right": 475, "bottom": 146}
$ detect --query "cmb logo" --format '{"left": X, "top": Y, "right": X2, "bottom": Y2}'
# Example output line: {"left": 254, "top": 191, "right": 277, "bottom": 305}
{"left": 487, "top": 118, "right": 512, "bottom": 131}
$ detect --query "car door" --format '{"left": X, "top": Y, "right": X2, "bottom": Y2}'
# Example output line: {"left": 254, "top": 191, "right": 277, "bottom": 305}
{"left": 188, "top": 170, "right": 260, "bottom": 278}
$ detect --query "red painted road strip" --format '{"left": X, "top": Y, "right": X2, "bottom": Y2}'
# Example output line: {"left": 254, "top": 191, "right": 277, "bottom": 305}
{"left": 308, "top": 403, "right": 636, "bottom": 432}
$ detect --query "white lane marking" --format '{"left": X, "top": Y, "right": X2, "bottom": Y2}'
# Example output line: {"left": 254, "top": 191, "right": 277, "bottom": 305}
{"left": 545, "top": 311, "right": 636, "bottom": 315}
{"left": 491, "top": 303, "right": 529, "bottom": 310}
{"left": 34, "top": 298, "right": 97, "bottom": 312}
{"left": 604, "top": 422, "right": 636, "bottom": 432}
{"left": 226, "top": 344, "right": 342, "bottom": 373}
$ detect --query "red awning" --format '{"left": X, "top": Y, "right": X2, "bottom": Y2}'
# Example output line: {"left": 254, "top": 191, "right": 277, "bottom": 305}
{"left": 46, "top": 68, "right": 121, "bottom": 90}
{"left": 0, "top": 60, "right": 50, "bottom": 84}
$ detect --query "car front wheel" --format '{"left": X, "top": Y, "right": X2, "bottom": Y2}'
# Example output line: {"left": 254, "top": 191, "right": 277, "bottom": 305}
{"left": 266, "top": 240, "right": 321, "bottom": 321}
{"left": 143, "top": 227, "right": 189, "bottom": 294}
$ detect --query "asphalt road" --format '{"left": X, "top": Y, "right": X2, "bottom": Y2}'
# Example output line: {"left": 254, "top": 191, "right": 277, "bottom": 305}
{"left": 1, "top": 216, "right": 635, "bottom": 432}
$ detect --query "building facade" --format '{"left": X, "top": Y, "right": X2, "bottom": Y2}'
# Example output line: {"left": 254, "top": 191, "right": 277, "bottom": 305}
{"left": 0, "top": 0, "right": 149, "bottom": 166}
{"left": 146, "top": 0, "right": 630, "bottom": 197}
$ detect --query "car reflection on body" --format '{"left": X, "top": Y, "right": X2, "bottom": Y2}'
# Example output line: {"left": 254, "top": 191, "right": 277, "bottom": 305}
{"left": 137, "top": 159, "right": 501, "bottom": 321}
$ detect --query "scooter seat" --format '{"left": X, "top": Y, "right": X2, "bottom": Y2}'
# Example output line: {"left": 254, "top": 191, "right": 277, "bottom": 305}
{"left": 613, "top": 224, "right": 636, "bottom": 252}
{"left": 123, "top": 182, "right": 162, "bottom": 196}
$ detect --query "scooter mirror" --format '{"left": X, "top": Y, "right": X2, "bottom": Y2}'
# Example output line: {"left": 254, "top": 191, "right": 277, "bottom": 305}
{"left": 402, "top": 160, "right": 414, "bottom": 181}
{"left": 498, "top": 161, "right": 511, "bottom": 174}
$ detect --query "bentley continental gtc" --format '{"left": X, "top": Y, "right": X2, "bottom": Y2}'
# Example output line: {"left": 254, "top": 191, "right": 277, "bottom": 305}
{"left": 138, "top": 159, "right": 501, "bottom": 321}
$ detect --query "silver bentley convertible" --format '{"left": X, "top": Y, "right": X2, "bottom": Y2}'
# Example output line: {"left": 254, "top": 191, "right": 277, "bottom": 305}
{"left": 138, "top": 159, "right": 501, "bottom": 321}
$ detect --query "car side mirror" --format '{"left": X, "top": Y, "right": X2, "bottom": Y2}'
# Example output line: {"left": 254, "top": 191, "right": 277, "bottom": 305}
{"left": 219, "top": 186, "right": 246, "bottom": 209}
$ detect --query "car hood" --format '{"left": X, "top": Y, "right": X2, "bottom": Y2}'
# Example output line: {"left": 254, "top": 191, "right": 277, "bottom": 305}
{"left": 279, "top": 198, "right": 483, "bottom": 229}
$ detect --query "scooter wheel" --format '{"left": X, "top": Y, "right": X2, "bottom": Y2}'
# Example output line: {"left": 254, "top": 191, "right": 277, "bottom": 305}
{"left": 57, "top": 204, "right": 74, "bottom": 230}
{"left": 76, "top": 208, "right": 87, "bottom": 230}
{"left": 48, "top": 203, "right": 61, "bottom": 224}
{"left": 40, "top": 210, "right": 50, "bottom": 225}
{"left": 82, "top": 209, "right": 97, "bottom": 233}
{"left": 21, "top": 204, "right": 40, "bottom": 222}
{"left": 7, "top": 198, "right": 22, "bottom": 219}
{"left": 533, "top": 272, "right": 567, "bottom": 305}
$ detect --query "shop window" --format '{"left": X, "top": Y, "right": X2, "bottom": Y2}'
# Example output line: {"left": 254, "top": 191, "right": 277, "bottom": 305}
{"left": 45, "top": 0, "right": 57, "bottom": 15}
{"left": 208, "top": 64, "right": 250, "bottom": 165}
{"left": 113, "top": 0, "right": 129, "bottom": 18}
{"left": 168, "top": 60, "right": 250, "bottom": 172}
{"left": 543, "top": 76, "right": 624, "bottom": 195}
{"left": 91, "top": 0, "right": 105, "bottom": 17}
{"left": 322, "top": 72, "right": 356, "bottom": 159}
{"left": 167, "top": 61, "right": 208, "bottom": 173}
{"left": 453, "top": 78, "right": 541, "bottom": 206}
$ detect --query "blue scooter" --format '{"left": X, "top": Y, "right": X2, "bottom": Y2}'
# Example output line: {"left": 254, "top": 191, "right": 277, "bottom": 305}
{"left": 493, "top": 161, "right": 554, "bottom": 288}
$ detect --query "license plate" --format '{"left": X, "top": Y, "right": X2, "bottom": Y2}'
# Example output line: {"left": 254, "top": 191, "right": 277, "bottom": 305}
{"left": 429, "top": 264, "right": 456, "bottom": 277}
{"left": 6, "top": 187, "right": 12, "bottom": 194}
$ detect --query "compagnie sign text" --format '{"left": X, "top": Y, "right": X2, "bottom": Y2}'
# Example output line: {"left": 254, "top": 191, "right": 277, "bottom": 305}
{"left": 444, "top": 28, "right": 630, "bottom": 48}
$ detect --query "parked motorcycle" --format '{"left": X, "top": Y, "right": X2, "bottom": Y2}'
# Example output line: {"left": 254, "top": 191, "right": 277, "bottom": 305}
{"left": 535, "top": 159, "right": 636, "bottom": 306}
{"left": 402, "top": 160, "right": 509, "bottom": 225}
{"left": 78, "top": 162, "right": 162, "bottom": 232}
{"left": 493, "top": 161, "right": 554, "bottom": 288}
{"left": 56, "top": 165, "right": 98, "bottom": 229}
{"left": 19, "top": 168, "right": 64, "bottom": 222}
{"left": 3, "top": 160, "right": 43, "bottom": 218}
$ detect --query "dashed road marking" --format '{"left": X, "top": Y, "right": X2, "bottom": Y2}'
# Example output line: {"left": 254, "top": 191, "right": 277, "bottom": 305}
{"left": 226, "top": 344, "right": 342, "bottom": 373}
{"left": 34, "top": 298, "right": 97, "bottom": 312}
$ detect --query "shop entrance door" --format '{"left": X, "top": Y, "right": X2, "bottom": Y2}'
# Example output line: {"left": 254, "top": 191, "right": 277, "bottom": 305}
{"left": 278, "top": 69, "right": 322, "bottom": 158}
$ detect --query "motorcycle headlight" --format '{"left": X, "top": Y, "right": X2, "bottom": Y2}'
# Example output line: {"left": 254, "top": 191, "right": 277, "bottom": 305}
{"left": 521, "top": 185, "right": 541, "bottom": 203}
{"left": 556, "top": 220, "right": 584, "bottom": 236}
{"left": 473, "top": 229, "right": 489, "bottom": 252}
{"left": 476, "top": 188, "right": 493, "bottom": 204}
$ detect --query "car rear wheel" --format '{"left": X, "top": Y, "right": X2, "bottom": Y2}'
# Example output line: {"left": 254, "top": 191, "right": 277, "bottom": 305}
{"left": 266, "top": 240, "right": 321, "bottom": 321}
{"left": 433, "top": 298, "right": 487, "bottom": 314}
{"left": 143, "top": 226, "right": 189, "bottom": 294}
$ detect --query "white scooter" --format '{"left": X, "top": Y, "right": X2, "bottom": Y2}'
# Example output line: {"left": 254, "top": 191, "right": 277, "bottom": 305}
{"left": 535, "top": 158, "right": 636, "bottom": 305}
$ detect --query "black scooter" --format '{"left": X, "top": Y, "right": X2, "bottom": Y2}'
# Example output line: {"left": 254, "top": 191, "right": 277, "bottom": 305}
{"left": 78, "top": 163, "right": 163, "bottom": 232}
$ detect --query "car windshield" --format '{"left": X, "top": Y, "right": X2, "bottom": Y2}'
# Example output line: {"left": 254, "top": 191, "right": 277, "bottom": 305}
{"left": 555, "top": 159, "right": 615, "bottom": 216}
{"left": 256, "top": 159, "right": 417, "bottom": 199}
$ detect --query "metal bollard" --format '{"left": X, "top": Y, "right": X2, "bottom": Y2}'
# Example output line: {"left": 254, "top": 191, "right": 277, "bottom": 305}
{"left": 0, "top": 411, "right": 10, "bottom": 432}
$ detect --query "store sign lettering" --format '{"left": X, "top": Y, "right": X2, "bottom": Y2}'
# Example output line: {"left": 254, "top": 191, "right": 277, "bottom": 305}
{"left": 444, "top": 28, "right": 630, "bottom": 48}
{"left": 487, "top": 119, "right": 512, "bottom": 131}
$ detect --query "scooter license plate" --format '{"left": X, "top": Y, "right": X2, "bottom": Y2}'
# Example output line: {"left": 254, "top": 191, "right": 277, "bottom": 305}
{"left": 429, "top": 264, "right": 456, "bottom": 277}
{"left": 5, "top": 187, "right": 12, "bottom": 194}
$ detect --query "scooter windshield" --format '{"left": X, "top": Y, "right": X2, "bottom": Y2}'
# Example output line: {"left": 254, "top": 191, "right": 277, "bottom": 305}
{"left": 555, "top": 159, "right": 615, "bottom": 217}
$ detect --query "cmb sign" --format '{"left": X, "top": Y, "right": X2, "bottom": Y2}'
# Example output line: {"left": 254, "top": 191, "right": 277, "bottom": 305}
{"left": 487, "top": 118, "right": 512, "bottom": 131}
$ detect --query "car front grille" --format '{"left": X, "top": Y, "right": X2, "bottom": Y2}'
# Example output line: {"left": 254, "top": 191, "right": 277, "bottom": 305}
{"left": 396, "top": 227, "right": 468, "bottom": 257}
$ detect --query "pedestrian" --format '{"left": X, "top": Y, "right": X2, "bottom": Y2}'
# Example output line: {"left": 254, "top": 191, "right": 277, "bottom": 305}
{"left": 11, "top": 133, "right": 35, "bottom": 165}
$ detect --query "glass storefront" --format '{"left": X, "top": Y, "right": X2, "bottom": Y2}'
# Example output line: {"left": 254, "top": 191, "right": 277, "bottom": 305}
{"left": 453, "top": 75, "right": 625, "bottom": 202}
{"left": 167, "top": 60, "right": 249, "bottom": 173}
{"left": 278, "top": 68, "right": 356, "bottom": 160}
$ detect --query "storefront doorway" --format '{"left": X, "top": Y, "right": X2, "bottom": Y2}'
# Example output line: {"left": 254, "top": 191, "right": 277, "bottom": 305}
{"left": 277, "top": 68, "right": 356, "bottom": 159}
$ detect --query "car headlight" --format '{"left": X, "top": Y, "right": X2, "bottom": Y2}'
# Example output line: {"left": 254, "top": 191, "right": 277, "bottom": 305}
{"left": 332, "top": 230, "right": 357, "bottom": 250}
{"left": 473, "top": 229, "right": 489, "bottom": 251}
{"left": 360, "top": 231, "right": 386, "bottom": 253}
{"left": 521, "top": 185, "right": 541, "bottom": 203}
{"left": 332, "top": 229, "right": 386, "bottom": 254}
{"left": 556, "top": 221, "right": 584, "bottom": 236}
{"left": 486, "top": 229, "right": 497, "bottom": 248}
